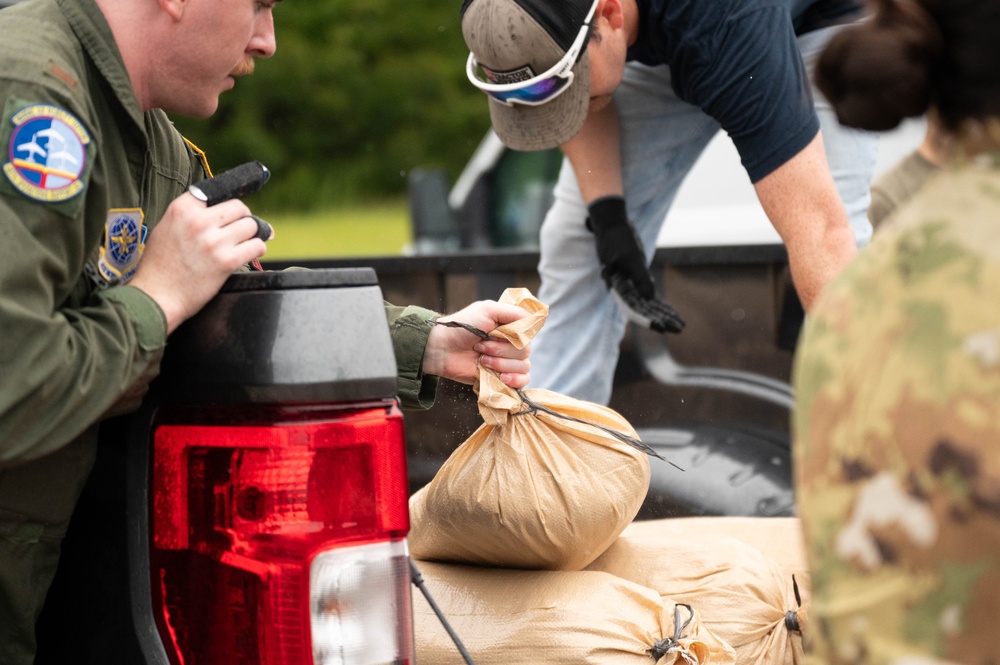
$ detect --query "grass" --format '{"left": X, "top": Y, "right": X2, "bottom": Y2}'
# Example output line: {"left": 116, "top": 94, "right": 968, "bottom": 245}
{"left": 260, "top": 198, "right": 413, "bottom": 260}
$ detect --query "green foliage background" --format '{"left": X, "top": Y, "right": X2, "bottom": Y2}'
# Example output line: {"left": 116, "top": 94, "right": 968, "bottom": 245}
{"left": 171, "top": 0, "right": 491, "bottom": 212}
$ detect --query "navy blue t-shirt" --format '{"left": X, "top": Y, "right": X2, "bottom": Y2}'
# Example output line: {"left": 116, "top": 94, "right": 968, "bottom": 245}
{"left": 627, "top": 0, "right": 862, "bottom": 182}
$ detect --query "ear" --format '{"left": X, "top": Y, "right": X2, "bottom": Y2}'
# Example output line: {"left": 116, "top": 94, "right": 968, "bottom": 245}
{"left": 159, "top": 0, "right": 188, "bottom": 22}
{"left": 599, "top": 0, "right": 625, "bottom": 30}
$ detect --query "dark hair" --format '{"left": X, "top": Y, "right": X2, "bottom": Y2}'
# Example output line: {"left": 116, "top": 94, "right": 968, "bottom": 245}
{"left": 815, "top": 0, "right": 1000, "bottom": 131}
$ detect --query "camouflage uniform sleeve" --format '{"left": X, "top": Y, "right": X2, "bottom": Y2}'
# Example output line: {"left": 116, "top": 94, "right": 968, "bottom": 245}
{"left": 384, "top": 302, "right": 440, "bottom": 410}
{"left": 793, "top": 157, "right": 1000, "bottom": 664}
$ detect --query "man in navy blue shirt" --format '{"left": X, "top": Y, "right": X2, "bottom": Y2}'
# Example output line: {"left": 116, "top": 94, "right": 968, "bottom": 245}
{"left": 462, "top": 0, "right": 878, "bottom": 404}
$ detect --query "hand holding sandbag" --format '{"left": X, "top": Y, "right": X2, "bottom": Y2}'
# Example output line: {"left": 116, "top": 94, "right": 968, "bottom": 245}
{"left": 408, "top": 288, "right": 653, "bottom": 571}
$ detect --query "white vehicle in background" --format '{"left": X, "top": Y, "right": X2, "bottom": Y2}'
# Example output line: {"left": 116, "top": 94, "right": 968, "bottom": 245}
{"left": 659, "top": 118, "right": 927, "bottom": 247}
{"left": 423, "top": 119, "right": 926, "bottom": 252}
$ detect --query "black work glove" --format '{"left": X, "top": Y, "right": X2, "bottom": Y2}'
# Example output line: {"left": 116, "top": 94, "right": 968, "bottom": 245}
{"left": 586, "top": 196, "right": 656, "bottom": 299}
{"left": 586, "top": 196, "right": 685, "bottom": 334}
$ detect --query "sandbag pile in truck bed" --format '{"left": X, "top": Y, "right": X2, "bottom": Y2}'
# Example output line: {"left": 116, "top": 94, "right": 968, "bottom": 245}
{"left": 412, "top": 563, "right": 734, "bottom": 665}
{"left": 408, "top": 288, "right": 809, "bottom": 665}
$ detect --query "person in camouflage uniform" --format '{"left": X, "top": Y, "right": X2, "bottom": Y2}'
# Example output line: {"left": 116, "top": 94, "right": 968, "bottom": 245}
{"left": 793, "top": 0, "right": 1000, "bottom": 663}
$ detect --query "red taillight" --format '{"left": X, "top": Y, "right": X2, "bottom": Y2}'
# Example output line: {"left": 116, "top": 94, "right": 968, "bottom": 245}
{"left": 149, "top": 403, "right": 414, "bottom": 665}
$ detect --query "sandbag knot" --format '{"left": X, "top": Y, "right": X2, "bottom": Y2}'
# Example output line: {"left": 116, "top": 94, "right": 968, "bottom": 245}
{"left": 650, "top": 604, "right": 695, "bottom": 661}
{"left": 784, "top": 610, "right": 801, "bottom": 632}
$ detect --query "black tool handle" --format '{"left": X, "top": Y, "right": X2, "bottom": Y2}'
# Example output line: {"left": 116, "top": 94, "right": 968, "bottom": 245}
{"left": 188, "top": 161, "right": 270, "bottom": 207}
{"left": 188, "top": 161, "right": 273, "bottom": 241}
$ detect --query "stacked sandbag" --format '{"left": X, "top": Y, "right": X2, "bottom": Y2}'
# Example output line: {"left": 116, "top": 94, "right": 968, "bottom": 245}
{"left": 408, "top": 289, "right": 806, "bottom": 664}
{"left": 408, "top": 288, "right": 651, "bottom": 570}
{"left": 586, "top": 518, "right": 809, "bottom": 665}
{"left": 413, "top": 560, "right": 736, "bottom": 665}
{"left": 616, "top": 517, "right": 811, "bottom": 607}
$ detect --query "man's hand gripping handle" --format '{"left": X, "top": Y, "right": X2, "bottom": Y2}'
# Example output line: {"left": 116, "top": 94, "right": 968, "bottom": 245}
{"left": 189, "top": 160, "right": 273, "bottom": 241}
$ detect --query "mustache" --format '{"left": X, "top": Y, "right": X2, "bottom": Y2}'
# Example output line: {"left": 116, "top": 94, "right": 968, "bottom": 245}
{"left": 230, "top": 58, "right": 255, "bottom": 77}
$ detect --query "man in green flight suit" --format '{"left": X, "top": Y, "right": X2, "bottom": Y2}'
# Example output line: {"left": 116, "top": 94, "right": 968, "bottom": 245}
{"left": 0, "top": 0, "right": 532, "bottom": 661}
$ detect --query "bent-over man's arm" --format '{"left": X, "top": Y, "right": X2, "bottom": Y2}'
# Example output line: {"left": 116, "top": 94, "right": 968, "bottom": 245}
{"left": 561, "top": 99, "right": 624, "bottom": 203}
{"left": 754, "top": 132, "right": 858, "bottom": 311}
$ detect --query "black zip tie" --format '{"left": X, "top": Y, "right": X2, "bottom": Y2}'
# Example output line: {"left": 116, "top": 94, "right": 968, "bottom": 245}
{"left": 515, "top": 389, "right": 684, "bottom": 470}
{"left": 784, "top": 610, "right": 801, "bottom": 633}
{"left": 784, "top": 573, "right": 802, "bottom": 633}
{"left": 409, "top": 558, "right": 477, "bottom": 665}
{"left": 432, "top": 318, "right": 683, "bottom": 470}
{"left": 650, "top": 603, "right": 695, "bottom": 661}
{"left": 430, "top": 318, "right": 494, "bottom": 341}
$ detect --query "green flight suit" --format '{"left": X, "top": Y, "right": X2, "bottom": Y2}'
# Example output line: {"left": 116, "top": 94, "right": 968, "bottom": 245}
{"left": 0, "top": 0, "right": 441, "bottom": 661}
{"left": 387, "top": 303, "right": 442, "bottom": 410}
{"left": 0, "top": 0, "right": 204, "bottom": 660}
{"left": 793, "top": 149, "right": 1000, "bottom": 664}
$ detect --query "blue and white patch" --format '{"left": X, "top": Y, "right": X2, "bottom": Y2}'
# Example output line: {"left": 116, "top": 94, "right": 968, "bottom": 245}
{"left": 3, "top": 104, "right": 90, "bottom": 203}
{"left": 97, "top": 209, "right": 147, "bottom": 285}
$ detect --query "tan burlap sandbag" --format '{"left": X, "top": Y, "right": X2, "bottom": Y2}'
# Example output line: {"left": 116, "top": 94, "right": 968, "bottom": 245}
{"left": 585, "top": 520, "right": 808, "bottom": 665}
{"left": 621, "top": 517, "right": 811, "bottom": 608}
{"left": 412, "top": 559, "right": 736, "bottom": 665}
{"left": 408, "top": 288, "right": 651, "bottom": 570}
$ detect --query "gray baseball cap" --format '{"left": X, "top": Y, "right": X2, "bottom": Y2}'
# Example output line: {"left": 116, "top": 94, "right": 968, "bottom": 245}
{"left": 461, "top": 0, "right": 597, "bottom": 152}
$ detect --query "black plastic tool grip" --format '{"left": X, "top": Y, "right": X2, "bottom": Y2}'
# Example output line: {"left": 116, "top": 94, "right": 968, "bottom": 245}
{"left": 188, "top": 161, "right": 270, "bottom": 207}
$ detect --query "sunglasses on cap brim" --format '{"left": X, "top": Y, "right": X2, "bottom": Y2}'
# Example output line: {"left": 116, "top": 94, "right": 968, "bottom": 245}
{"left": 466, "top": 0, "right": 599, "bottom": 107}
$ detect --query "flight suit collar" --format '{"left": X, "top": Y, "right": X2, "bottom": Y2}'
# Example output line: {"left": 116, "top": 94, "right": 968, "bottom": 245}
{"left": 55, "top": 0, "right": 146, "bottom": 136}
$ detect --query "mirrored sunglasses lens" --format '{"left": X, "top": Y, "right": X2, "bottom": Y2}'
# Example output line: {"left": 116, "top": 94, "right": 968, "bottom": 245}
{"left": 489, "top": 76, "right": 569, "bottom": 105}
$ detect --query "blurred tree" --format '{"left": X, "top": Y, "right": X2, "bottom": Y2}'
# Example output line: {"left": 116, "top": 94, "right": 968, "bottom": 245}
{"left": 172, "top": 0, "right": 492, "bottom": 211}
